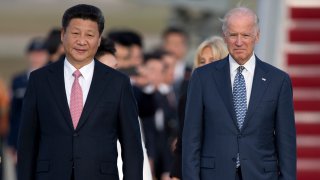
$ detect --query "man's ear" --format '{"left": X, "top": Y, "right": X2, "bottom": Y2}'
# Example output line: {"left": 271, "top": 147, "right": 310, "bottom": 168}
{"left": 61, "top": 28, "right": 65, "bottom": 42}
{"left": 222, "top": 32, "right": 228, "bottom": 43}
{"left": 98, "top": 36, "right": 101, "bottom": 47}
{"left": 255, "top": 30, "right": 260, "bottom": 43}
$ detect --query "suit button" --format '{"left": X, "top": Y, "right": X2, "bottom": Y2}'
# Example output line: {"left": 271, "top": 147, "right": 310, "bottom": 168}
{"left": 73, "top": 133, "right": 79, "bottom": 137}
{"left": 237, "top": 134, "right": 242, "bottom": 138}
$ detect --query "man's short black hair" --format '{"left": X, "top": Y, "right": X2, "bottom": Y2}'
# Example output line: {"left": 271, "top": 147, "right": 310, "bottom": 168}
{"left": 123, "top": 31, "right": 143, "bottom": 48}
{"left": 62, "top": 4, "right": 105, "bottom": 35}
{"left": 162, "top": 26, "right": 189, "bottom": 40}
{"left": 95, "top": 38, "right": 116, "bottom": 58}
{"left": 106, "top": 30, "right": 143, "bottom": 48}
{"left": 45, "top": 28, "right": 61, "bottom": 55}
{"left": 143, "top": 51, "right": 163, "bottom": 64}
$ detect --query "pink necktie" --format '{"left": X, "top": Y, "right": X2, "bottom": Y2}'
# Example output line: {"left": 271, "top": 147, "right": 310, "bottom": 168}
{"left": 70, "top": 70, "right": 83, "bottom": 129}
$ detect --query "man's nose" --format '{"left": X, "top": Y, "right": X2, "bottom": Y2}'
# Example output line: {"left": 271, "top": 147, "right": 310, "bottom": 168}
{"left": 235, "top": 35, "right": 243, "bottom": 46}
{"left": 76, "top": 36, "right": 87, "bottom": 45}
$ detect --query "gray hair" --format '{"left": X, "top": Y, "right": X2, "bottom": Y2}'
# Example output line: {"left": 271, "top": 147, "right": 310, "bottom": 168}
{"left": 221, "top": 7, "right": 260, "bottom": 35}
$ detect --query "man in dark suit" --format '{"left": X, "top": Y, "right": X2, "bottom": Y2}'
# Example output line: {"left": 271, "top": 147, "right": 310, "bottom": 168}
{"left": 162, "top": 27, "right": 192, "bottom": 100}
{"left": 182, "top": 7, "right": 296, "bottom": 180}
{"left": 17, "top": 4, "right": 143, "bottom": 180}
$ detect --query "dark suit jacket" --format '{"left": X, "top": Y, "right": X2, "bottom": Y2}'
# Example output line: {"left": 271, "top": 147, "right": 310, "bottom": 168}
{"left": 170, "top": 80, "right": 188, "bottom": 179}
{"left": 132, "top": 86, "right": 157, "bottom": 159}
{"left": 182, "top": 56, "right": 296, "bottom": 180}
{"left": 7, "top": 72, "right": 28, "bottom": 150}
{"left": 17, "top": 58, "right": 143, "bottom": 180}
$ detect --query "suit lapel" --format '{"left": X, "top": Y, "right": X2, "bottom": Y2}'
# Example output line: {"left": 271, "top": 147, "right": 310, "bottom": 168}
{"left": 47, "top": 58, "right": 74, "bottom": 130}
{"left": 242, "top": 58, "right": 269, "bottom": 131}
{"left": 212, "top": 57, "right": 238, "bottom": 128}
{"left": 76, "top": 60, "right": 110, "bottom": 131}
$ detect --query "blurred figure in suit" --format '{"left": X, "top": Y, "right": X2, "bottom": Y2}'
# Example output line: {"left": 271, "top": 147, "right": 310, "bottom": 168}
{"left": 170, "top": 36, "right": 228, "bottom": 180}
{"left": 162, "top": 27, "right": 191, "bottom": 100}
{"left": 7, "top": 37, "right": 48, "bottom": 169}
{"left": 95, "top": 37, "right": 152, "bottom": 180}
{"left": 137, "top": 51, "right": 178, "bottom": 180}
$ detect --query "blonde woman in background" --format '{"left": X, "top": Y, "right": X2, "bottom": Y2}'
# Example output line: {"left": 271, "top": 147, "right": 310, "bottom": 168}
{"left": 170, "top": 36, "right": 228, "bottom": 180}
{"left": 194, "top": 36, "right": 228, "bottom": 67}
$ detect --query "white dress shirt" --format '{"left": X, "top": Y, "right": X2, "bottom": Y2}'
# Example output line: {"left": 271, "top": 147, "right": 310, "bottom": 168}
{"left": 64, "top": 58, "right": 94, "bottom": 107}
{"left": 174, "top": 60, "right": 186, "bottom": 82}
{"left": 229, "top": 54, "right": 256, "bottom": 108}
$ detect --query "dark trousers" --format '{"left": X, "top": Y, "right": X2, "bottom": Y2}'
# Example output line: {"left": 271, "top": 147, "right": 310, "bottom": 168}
{"left": 71, "top": 169, "right": 74, "bottom": 180}
{"left": 236, "top": 167, "right": 243, "bottom": 180}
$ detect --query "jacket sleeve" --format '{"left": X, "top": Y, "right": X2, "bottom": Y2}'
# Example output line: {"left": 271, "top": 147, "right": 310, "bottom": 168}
{"left": 276, "top": 74, "right": 297, "bottom": 180}
{"left": 17, "top": 72, "right": 40, "bottom": 180}
{"left": 118, "top": 76, "right": 143, "bottom": 180}
{"left": 182, "top": 70, "right": 203, "bottom": 180}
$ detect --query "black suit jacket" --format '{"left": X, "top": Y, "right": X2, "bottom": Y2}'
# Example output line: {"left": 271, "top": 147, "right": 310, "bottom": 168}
{"left": 182, "top": 56, "right": 296, "bottom": 180}
{"left": 17, "top": 58, "right": 143, "bottom": 180}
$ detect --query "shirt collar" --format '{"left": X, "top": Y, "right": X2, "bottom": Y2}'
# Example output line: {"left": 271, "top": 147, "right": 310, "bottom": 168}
{"left": 64, "top": 58, "right": 95, "bottom": 80}
{"left": 229, "top": 53, "right": 256, "bottom": 74}
{"left": 158, "top": 83, "right": 171, "bottom": 95}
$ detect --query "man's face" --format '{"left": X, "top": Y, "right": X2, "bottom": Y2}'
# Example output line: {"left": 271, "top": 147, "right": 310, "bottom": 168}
{"left": 115, "top": 44, "right": 130, "bottom": 62}
{"left": 61, "top": 18, "right": 101, "bottom": 67}
{"left": 224, "top": 15, "right": 259, "bottom": 64}
{"left": 145, "top": 59, "right": 164, "bottom": 86}
{"left": 129, "top": 45, "right": 143, "bottom": 66}
{"left": 99, "top": 53, "right": 118, "bottom": 69}
{"left": 27, "top": 50, "right": 48, "bottom": 70}
{"left": 163, "top": 33, "right": 188, "bottom": 61}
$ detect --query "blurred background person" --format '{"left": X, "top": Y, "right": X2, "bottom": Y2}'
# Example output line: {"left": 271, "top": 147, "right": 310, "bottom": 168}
{"left": 107, "top": 30, "right": 144, "bottom": 80}
{"left": 134, "top": 51, "right": 178, "bottom": 180}
{"left": 45, "top": 28, "right": 65, "bottom": 64}
{"left": 161, "top": 27, "right": 191, "bottom": 100}
{"left": 95, "top": 37, "right": 152, "bottom": 180}
{"left": 95, "top": 37, "right": 118, "bottom": 69}
{"left": 0, "top": 78, "right": 9, "bottom": 180}
{"left": 193, "top": 36, "right": 229, "bottom": 67}
{"left": 170, "top": 36, "right": 228, "bottom": 180}
{"left": 6, "top": 37, "right": 48, "bottom": 175}
{"left": 161, "top": 51, "right": 177, "bottom": 91}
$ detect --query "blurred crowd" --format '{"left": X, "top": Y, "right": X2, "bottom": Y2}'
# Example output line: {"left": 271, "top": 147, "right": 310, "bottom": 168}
{"left": 0, "top": 25, "right": 228, "bottom": 180}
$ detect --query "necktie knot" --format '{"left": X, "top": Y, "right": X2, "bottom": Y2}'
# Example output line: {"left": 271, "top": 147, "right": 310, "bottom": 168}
{"left": 73, "top": 70, "right": 82, "bottom": 79}
{"left": 237, "top": 66, "right": 245, "bottom": 74}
